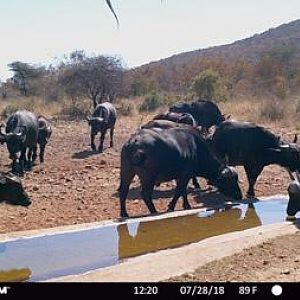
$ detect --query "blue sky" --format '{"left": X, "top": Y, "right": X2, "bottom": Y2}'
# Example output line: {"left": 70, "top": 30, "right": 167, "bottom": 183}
{"left": 0, "top": 0, "right": 299, "bottom": 80}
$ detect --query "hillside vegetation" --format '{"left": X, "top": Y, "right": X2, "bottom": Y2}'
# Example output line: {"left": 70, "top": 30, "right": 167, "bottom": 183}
{"left": 129, "top": 19, "right": 300, "bottom": 99}
{"left": 1, "top": 19, "right": 300, "bottom": 124}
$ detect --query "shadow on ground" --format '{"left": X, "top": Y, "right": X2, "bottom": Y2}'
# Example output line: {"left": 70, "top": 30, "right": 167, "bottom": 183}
{"left": 72, "top": 149, "right": 99, "bottom": 159}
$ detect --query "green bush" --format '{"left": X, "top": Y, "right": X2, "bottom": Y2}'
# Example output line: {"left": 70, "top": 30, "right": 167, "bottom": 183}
{"left": 191, "top": 69, "right": 227, "bottom": 102}
{"left": 139, "top": 92, "right": 164, "bottom": 112}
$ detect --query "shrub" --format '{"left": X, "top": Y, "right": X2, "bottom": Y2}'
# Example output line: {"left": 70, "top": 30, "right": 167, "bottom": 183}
{"left": 1, "top": 99, "right": 35, "bottom": 119}
{"left": 117, "top": 101, "right": 136, "bottom": 116}
{"left": 260, "top": 101, "right": 284, "bottom": 121}
{"left": 191, "top": 69, "right": 227, "bottom": 102}
{"left": 1, "top": 104, "right": 19, "bottom": 118}
{"left": 59, "top": 99, "right": 90, "bottom": 120}
{"left": 164, "top": 94, "right": 182, "bottom": 107}
{"left": 139, "top": 92, "right": 164, "bottom": 112}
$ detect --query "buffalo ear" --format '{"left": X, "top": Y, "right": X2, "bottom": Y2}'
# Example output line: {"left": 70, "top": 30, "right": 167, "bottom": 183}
{"left": 0, "top": 177, "right": 7, "bottom": 184}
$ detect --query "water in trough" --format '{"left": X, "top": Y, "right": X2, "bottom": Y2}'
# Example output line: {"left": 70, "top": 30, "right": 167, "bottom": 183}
{"left": 0, "top": 196, "right": 298, "bottom": 281}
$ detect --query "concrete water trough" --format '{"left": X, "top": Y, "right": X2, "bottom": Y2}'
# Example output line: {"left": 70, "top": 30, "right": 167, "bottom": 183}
{"left": 0, "top": 195, "right": 299, "bottom": 282}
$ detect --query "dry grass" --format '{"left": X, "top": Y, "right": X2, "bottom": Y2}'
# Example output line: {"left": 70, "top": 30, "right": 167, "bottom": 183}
{"left": 0, "top": 97, "right": 62, "bottom": 121}
{"left": 1, "top": 95, "right": 300, "bottom": 130}
{"left": 219, "top": 96, "right": 300, "bottom": 129}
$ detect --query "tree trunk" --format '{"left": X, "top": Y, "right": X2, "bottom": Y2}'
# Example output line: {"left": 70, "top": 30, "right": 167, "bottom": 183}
{"left": 92, "top": 96, "right": 98, "bottom": 109}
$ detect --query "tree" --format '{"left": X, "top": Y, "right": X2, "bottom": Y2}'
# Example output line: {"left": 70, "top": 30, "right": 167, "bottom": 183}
{"left": 191, "top": 69, "right": 227, "bottom": 102}
{"left": 8, "top": 61, "right": 43, "bottom": 96}
{"left": 252, "top": 55, "right": 288, "bottom": 99}
{"left": 59, "top": 51, "right": 124, "bottom": 108}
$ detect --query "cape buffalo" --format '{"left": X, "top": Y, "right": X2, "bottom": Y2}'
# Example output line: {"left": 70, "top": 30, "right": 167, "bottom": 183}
{"left": 169, "top": 99, "right": 225, "bottom": 134}
{"left": 36, "top": 116, "right": 52, "bottom": 163}
{"left": 87, "top": 102, "right": 117, "bottom": 153}
{"left": 211, "top": 120, "right": 300, "bottom": 198}
{"left": 0, "top": 172, "right": 31, "bottom": 206}
{"left": 0, "top": 110, "right": 39, "bottom": 175}
{"left": 119, "top": 127, "right": 242, "bottom": 218}
{"left": 141, "top": 119, "right": 200, "bottom": 189}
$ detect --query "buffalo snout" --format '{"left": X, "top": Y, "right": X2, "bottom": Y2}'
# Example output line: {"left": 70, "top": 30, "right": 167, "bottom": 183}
{"left": 287, "top": 181, "right": 300, "bottom": 217}
{"left": 214, "top": 167, "right": 243, "bottom": 200}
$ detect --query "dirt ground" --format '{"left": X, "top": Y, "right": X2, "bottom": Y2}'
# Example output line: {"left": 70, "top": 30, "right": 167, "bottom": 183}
{"left": 169, "top": 231, "right": 300, "bottom": 282}
{"left": 0, "top": 114, "right": 296, "bottom": 233}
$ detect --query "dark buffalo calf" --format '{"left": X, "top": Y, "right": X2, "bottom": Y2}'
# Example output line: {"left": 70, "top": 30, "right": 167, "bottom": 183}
{"left": 0, "top": 172, "right": 31, "bottom": 206}
{"left": 119, "top": 127, "right": 242, "bottom": 218}
{"left": 36, "top": 116, "right": 52, "bottom": 163}
{"left": 87, "top": 102, "right": 117, "bottom": 153}
{"left": 287, "top": 181, "right": 300, "bottom": 217}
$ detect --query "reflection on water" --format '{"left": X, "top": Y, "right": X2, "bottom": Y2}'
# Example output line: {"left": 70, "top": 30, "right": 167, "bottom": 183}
{"left": 0, "top": 198, "right": 295, "bottom": 281}
{"left": 118, "top": 205, "right": 261, "bottom": 259}
{"left": 0, "top": 268, "right": 31, "bottom": 282}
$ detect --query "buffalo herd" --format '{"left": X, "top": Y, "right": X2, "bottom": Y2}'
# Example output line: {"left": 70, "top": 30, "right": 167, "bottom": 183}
{"left": 0, "top": 99, "right": 299, "bottom": 218}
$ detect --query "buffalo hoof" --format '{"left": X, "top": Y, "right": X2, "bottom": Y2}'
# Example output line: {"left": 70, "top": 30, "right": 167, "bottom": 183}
{"left": 98, "top": 148, "right": 103, "bottom": 153}
{"left": 120, "top": 212, "right": 129, "bottom": 219}
{"left": 25, "top": 163, "right": 32, "bottom": 171}
{"left": 149, "top": 210, "right": 158, "bottom": 215}
{"left": 167, "top": 207, "right": 175, "bottom": 213}
{"left": 183, "top": 203, "right": 192, "bottom": 210}
{"left": 91, "top": 145, "right": 96, "bottom": 151}
{"left": 246, "top": 192, "right": 255, "bottom": 199}
{"left": 110, "top": 142, "right": 113, "bottom": 148}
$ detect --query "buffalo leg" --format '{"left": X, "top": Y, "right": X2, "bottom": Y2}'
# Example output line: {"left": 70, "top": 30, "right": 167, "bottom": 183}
{"left": 192, "top": 177, "right": 201, "bottom": 189}
{"left": 27, "top": 148, "right": 33, "bottom": 162}
{"left": 140, "top": 181, "right": 157, "bottom": 215}
{"left": 110, "top": 126, "right": 114, "bottom": 148}
{"left": 19, "top": 147, "right": 27, "bottom": 175}
{"left": 25, "top": 148, "right": 33, "bottom": 170}
{"left": 32, "top": 145, "right": 38, "bottom": 163}
{"left": 11, "top": 159, "right": 18, "bottom": 175}
{"left": 39, "top": 144, "right": 45, "bottom": 163}
{"left": 244, "top": 164, "right": 264, "bottom": 198}
{"left": 181, "top": 187, "right": 191, "bottom": 210}
{"left": 167, "top": 177, "right": 190, "bottom": 212}
{"left": 98, "top": 129, "right": 107, "bottom": 153}
{"left": 91, "top": 133, "right": 96, "bottom": 151}
{"left": 119, "top": 163, "right": 135, "bottom": 218}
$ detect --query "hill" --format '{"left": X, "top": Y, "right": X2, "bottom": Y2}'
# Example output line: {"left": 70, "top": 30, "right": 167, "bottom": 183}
{"left": 129, "top": 19, "right": 300, "bottom": 97}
